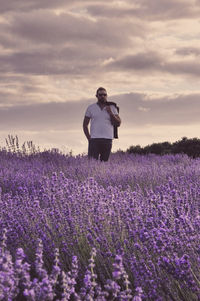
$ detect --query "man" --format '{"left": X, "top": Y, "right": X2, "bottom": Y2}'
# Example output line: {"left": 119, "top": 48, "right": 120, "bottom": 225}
{"left": 83, "top": 87, "right": 121, "bottom": 161}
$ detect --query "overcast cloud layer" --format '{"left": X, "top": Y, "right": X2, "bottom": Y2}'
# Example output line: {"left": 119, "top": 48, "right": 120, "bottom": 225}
{"left": 0, "top": 0, "right": 200, "bottom": 153}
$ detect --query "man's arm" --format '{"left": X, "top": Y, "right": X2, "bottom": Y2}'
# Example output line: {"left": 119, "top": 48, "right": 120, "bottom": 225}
{"left": 83, "top": 116, "right": 91, "bottom": 140}
{"left": 106, "top": 106, "right": 121, "bottom": 126}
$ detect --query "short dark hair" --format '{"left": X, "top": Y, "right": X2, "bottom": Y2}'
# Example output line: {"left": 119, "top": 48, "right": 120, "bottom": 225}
{"left": 96, "top": 87, "right": 107, "bottom": 96}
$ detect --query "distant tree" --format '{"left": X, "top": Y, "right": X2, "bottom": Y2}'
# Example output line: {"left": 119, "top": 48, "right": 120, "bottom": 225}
{"left": 126, "top": 137, "right": 200, "bottom": 157}
{"left": 143, "top": 142, "right": 172, "bottom": 155}
{"left": 171, "top": 137, "right": 200, "bottom": 158}
{"left": 127, "top": 145, "right": 144, "bottom": 155}
{"left": 114, "top": 149, "right": 125, "bottom": 155}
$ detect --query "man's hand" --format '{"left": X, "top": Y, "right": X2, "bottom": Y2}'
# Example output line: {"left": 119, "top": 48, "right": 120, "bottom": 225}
{"left": 83, "top": 116, "right": 91, "bottom": 140}
{"left": 105, "top": 105, "right": 121, "bottom": 126}
{"left": 105, "top": 105, "right": 112, "bottom": 115}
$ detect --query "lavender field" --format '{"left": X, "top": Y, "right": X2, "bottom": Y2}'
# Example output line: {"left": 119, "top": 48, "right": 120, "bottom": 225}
{"left": 0, "top": 143, "right": 200, "bottom": 300}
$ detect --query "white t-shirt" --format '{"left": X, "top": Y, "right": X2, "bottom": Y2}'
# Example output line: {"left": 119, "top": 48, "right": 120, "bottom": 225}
{"left": 85, "top": 103, "right": 118, "bottom": 139}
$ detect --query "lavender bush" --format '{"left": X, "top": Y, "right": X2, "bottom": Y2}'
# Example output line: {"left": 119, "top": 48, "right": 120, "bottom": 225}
{"left": 0, "top": 140, "right": 199, "bottom": 300}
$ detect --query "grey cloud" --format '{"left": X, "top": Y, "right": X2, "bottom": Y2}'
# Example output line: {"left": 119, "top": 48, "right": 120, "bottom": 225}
{"left": 0, "top": 93, "right": 199, "bottom": 133}
{"left": 114, "top": 93, "right": 200, "bottom": 126}
{"left": 0, "top": 84, "right": 45, "bottom": 106}
{"left": 0, "top": 74, "right": 40, "bottom": 86}
{"left": 0, "top": 8, "right": 134, "bottom": 76}
{"left": 175, "top": 47, "right": 200, "bottom": 57}
{"left": 0, "top": 101, "right": 88, "bottom": 131}
{"left": 11, "top": 12, "right": 92, "bottom": 44}
{"left": 10, "top": 11, "right": 131, "bottom": 47}
{"left": 0, "top": 0, "right": 81, "bottom": 14}
{"left": 0, "top": 51, "right": 87, "bottom": 75}
{"left": 0, "top": 45, "right": 108, "bottom": 75}
{"left": 106, "top": 52, "right": 200, "bottom": 77}
{"left": 2, "top": 47, "right": 200, "bottom": 79}
{"left": 165, "top": 61, "right": 200, "bottom": 76}
{"left": 133, "top": 0, "right": 199, "bottom": 20}
{"left": 0, "top": 91, "right": 24, "bottom": 106}
{"left": 1, "top": 0, "right": 199, "bottom": 26}
{"left": 0, "top": 7, "right": 140, "bottom": 79}
{"left": 0, "top": 27, "right": 17, "bottom": 49}
{"left": 86, "top": 0, "right": 200, "bottom": 21}
{"left": 106, "top": 52, "right": 163, "bottom": 71}
{"left": 0, "top": 0, "right": 109, "bottom": 14}
{"left": 85, "top": 5, "right": 147, "bottom": 35}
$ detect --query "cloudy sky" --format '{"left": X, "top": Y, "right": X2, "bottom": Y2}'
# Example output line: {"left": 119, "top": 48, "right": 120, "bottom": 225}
{"left": 1, "top": 0, "right": 200, "bottom": 154}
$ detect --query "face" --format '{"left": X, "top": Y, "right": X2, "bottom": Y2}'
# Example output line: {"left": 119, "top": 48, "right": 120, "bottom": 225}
{"left": 97, "top": 90, "right": 107, "bottom": 103}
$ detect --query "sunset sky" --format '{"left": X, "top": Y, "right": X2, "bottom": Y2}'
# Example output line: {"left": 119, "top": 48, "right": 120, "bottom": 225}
{"left": 1, "top": 0, "right": 200, "bottom": 154}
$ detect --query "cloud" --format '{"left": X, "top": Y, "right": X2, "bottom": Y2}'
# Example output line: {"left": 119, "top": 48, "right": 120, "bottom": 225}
{"left": 8, "top": 10, "right": 133, "bottom": 47}
{"left": 86, "top": 0, "right": 200, "bottom": 21}
{"left": 165, "top": 61, "right": 200, "bottom": 76}
{"left": 111, "top": 92, "right": 200, "bottom": 126}
{"left": 0, "top": 100, "right": 89, "bottom": 131}
{"left": 0, "top": 0, "right": 112, "bottom": 14}
{"left": 106, "top": 52, "right": 163, "bottom": 71}
{"left": 106, "top": 51, "right": 200, "bottom": 78}
{"left": 0, "top": 0, "right": 200, "bottom": 155}
{"left": 0, "top": 50, "right": 96, "bottom": 76}
{"left": 0, "top": 93, "right": 199, "bottom": 133}
{"left": 0, "top": 46, "right": 113, "bottom": 76}
{"left": 0, "top": 91, "right": 199, "bottom": 153}
{"left": 175, "top": 47, "right": 200, "bottom": 57}
{"left": 133, "top": 0, "right": 200, "bottom": 20}
{"left": 0, "top": 8, "right": 137, "bottom": 77}
{"left": 0, "top": 1, "right": 81, "bottom": 14}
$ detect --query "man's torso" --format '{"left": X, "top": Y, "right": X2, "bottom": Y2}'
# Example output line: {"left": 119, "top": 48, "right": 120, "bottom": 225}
{"left": 85, "top": 103, "right": 118, "bottom": 139}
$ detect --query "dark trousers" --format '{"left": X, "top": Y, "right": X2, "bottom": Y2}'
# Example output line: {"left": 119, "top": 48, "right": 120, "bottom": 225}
{"left": 88, "top": 138, "right": 112, "bottom": 162}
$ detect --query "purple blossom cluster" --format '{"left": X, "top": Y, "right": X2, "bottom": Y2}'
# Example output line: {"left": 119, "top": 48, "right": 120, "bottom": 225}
{"left": 0, "top": 233, "right": 139, "bottom": 300}
{"left": 0, "top": 148, "right": 200, "bottom": 300}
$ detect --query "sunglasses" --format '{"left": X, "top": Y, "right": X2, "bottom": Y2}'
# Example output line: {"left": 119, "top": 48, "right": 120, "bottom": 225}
{"left": 98, "top": 93, "right": 107, "bottom": 96}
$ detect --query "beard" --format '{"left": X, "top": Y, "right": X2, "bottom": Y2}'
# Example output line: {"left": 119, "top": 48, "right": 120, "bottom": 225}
{"left": 98, "top": 97, "right": 107, "bottom": 104}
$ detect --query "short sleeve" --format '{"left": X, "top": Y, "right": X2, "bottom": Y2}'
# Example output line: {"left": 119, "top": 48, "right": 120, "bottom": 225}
{"left": 111, "top": 105, "right": 118, "bottom": 115}
{"left": 85, "top": 106, "right": 92, "bottom": 118}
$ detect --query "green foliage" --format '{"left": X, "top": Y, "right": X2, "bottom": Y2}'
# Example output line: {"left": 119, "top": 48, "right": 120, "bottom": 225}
{"left": 127, "top": 137, "right": 200, "bottom": 158}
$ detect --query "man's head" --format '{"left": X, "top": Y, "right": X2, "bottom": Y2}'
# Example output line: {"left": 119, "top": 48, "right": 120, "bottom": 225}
{"left": 96, "top": 87, "right": 107, "bottom": 104}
